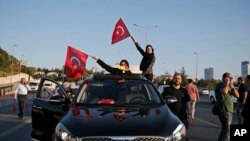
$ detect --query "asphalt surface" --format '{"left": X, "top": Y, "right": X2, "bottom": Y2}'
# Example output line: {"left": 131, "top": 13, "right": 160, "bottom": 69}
{"left": 0, "top": 94, "right": 239, "bottom": 141}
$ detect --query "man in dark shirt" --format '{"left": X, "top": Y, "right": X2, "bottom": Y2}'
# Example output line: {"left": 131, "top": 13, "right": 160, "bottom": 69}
{"left": 162, "top": 73, "right": 191, "bottom": 129}
{"left": 236, "top": 76, "right": 248, "bottom": 124}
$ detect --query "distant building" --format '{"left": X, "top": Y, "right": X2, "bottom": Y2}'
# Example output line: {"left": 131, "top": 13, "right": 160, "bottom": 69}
{"left": 241, "top": 61, "right": 250, "bottom": 79}
{"left": 204, "top": 67, "right": 214, "bottom": 80}
{"left": 46, "top": 71, "right": 59, "bottom": 77}
{"left": 34, "top": 71, "right": 45, "bottom": 76}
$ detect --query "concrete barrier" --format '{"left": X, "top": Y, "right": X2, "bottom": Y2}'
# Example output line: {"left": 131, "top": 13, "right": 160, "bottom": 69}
{"left": 0, "top": 73, "right": 33, "bottom": 97}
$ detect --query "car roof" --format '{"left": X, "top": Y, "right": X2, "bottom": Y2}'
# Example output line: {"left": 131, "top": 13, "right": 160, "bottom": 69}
{"left": 92, "top": 74, "right": 147, "bottom": 81}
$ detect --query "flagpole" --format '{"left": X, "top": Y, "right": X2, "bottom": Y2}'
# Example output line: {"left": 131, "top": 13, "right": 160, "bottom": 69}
{"left": 62, "top": 65, "right": 65, "bottom": 82}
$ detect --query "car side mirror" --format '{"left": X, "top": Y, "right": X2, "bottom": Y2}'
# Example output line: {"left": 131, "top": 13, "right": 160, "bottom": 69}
{"left": 48, "top": 95, "right": 65, "bottom": 104}
{"left": 165, "top": 96, "right": 178, "bottom": 104}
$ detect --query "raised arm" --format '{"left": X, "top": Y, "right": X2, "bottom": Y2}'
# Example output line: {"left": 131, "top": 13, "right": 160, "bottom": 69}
{"left": 91, "top": 56, "right": 115, "bottom": 74}
{"left": 131, "top": 36, "right": 145, "bottom": 56}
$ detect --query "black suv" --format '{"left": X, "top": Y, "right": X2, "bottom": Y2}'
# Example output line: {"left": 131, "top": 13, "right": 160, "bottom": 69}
{"left": 31, "top": 74, "right": 186, "bottom": 141}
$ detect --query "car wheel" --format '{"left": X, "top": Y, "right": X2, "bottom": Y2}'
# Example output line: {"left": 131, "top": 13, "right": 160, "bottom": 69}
{"left": 210, "top": 96, "right": 215, "bottom": 104}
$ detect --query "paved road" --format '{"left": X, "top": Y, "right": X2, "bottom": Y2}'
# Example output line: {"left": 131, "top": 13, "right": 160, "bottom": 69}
{"left": 0, "top": 93, "right": 34, "bottom": 141}
{"left": 0, "top": 94, "right": 238, "bottom": 141}
{"left": 188, "top": 95, "right": 238, "bottom": 141}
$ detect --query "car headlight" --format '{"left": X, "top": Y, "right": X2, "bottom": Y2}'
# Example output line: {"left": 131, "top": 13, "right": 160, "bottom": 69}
{"left": 165, "top": 124, "right": 187, "bottom": 141}
{"left": 55, "top": 123, "right": 78, "bottom": 141}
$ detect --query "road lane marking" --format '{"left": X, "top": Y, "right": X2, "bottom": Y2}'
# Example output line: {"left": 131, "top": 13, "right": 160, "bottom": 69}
{"left": 0, "top": 114, "right": 31, "bottom": 139}
{"left": 195, "top": 117, "right": 220, "bottom": 128}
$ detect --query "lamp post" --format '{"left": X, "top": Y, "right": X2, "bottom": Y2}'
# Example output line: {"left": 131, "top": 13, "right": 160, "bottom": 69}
{"left": 133, "top": 23, "right": 158, "bottom": 46}
{"left": 19, "top": 54, "right": 24, "bottom": 79}
{"left": 194, "top": 52, "right": 198, "bottom": 82}
{"left": 10, "top": 44, "right": 17, "bottom": 83}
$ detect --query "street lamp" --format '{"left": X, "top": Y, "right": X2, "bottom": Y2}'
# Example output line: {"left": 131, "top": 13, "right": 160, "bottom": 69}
{"left": 133, "top": 23, "right": 158, "bottom": 46}
{"left": 19, "top": 54, "right": 24, "bottom": 79}
{"left": 194, "top": 52, "right": 198, "bottom": 82}
{"left": 10, "top": 44, "right": 17, "bottom": 83}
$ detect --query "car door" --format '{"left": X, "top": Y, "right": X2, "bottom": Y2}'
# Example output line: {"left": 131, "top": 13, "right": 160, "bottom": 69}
{"left": 31, "top": 78, "right": 71, "bottom": 141}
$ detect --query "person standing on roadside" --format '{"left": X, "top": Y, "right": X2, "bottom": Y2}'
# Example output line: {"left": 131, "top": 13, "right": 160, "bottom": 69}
{"left": 131, "top": 36, "right": 155, "bottom": 81}
{"left": 162, "top": 73, "right": 191, "bottom": 130}
{"left": 14, "top": 78, "right": 31, "bottom": 119}
{"left": 236, "top": 76, "right": 248, "bottom": 125}
{"left": 214, "top": 72, "right": 239, "bottom": 141}
{"left": 185, "top": 79, "right": 200, "bottom": 123}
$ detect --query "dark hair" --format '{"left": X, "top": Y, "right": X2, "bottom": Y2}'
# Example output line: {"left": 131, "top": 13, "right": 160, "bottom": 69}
{"left": 120, "top": 59, "right": 129, "bottom": 68}
{"left": 238, "top": 77, "right": 243, "bottom": 81}
{"left": 188, "top": 79, "right": 193, "bottom": 83}
{"left": 222, "top": 72, "right": 232, "bottom": 80}
{"left": 146, "top": 45, "right": 154, "bottom": 52}
{"left": 173, "top": 73, "right": 182, "bottom": 79}
{"left": 246, "top": 75, "right": 250, "bottom": 80}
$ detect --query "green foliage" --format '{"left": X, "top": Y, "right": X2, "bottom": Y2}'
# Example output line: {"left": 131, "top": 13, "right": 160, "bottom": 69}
{"left": 197, "top": 79, "right": 219, "bottom": 90}
{"left": 0, "top": 47, "right": 21, "bottom": 74}
{"left": 0, "top": 47, "right": 11, "bottom": 72}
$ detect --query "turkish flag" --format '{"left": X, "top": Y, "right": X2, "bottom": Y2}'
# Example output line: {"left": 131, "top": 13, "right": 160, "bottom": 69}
{"left": 64, "top": 46, "right": 88, "bottom": 79}
{"left": 111, "top": 18, "right": 131, "bottom": 44}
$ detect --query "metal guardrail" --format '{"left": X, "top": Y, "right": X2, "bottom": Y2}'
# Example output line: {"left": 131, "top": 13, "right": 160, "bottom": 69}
{"left": 0, "top": 82, "right": 19, "bottom": 96}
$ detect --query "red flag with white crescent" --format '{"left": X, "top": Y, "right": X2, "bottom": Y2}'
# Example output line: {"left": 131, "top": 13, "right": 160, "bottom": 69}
{"left": 64, "top": 46, "right": 88, "bottom": 79}
{"left": 111, "top": 18, "right": 131, "bottom": 45}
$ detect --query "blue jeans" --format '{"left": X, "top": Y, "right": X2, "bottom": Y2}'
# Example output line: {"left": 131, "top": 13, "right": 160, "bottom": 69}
{"left": 17, "top": 95, "right": 27, "bottom": 118}
{"left": 218, "top": 110, "right": 232, "bottom": 141}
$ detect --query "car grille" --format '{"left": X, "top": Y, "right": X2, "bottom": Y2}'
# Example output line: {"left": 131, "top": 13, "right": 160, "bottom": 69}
{"left": 80, "top": 137, "right": 166, "bottom": 141}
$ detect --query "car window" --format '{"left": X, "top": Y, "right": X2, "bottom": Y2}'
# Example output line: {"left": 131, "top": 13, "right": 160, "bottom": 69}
{"left": 76, "top": 80, "right": 163, "bottom": 106}
{"left": 36, "top": 80, "right": 61, "bottom": 100}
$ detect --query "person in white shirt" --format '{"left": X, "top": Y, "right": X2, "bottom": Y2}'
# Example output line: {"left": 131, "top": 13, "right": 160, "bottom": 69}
{"left": 14, "top": 78, "right": 31, "bottom": 119}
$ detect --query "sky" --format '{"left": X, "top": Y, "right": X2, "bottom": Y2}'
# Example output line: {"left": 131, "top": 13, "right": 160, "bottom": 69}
{"left": 1, "top": 0, "right": 250, "bottom": 80}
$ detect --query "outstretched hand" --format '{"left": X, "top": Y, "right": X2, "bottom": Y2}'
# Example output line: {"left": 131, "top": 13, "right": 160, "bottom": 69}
{"left": 131, "top": 36, "right": 136, "bottom": 43}
{"left": 91, "top": 56, "right": 99, "bottom": 61}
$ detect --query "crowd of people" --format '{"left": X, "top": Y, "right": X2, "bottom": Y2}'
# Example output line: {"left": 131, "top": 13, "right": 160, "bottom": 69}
{"left": 160, "top": 72, "right": 250, "bottom": 141}
{"left": 13, "top": 34, "right": 250, "bottom": 141}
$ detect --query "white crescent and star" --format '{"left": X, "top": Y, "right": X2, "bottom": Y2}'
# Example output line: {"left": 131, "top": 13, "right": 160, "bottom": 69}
{"left": 70, "top": 56, "right": 81, "bottom": 70}
{"left": 116, "top": 26, "right": 124, "bottom": 36}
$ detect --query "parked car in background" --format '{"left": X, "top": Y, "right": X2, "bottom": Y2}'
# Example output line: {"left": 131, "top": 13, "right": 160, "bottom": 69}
{"left": 198, "top": 88, "right": 209, "bottom": 95}
{"left": 29, "top": 79, "right": 40, "bottom": 93}
{"left": 209, "top": 89, "right": 238, "bottom": 104}
{"left": 31, "top": 74, "right": 187, "bottom": 141}
{"left": 157, "top": 84, "right": 170, "bottom": 94}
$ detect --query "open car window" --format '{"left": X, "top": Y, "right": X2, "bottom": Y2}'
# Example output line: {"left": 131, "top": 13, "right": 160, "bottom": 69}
{"left": 36, "top": 79, "right": 66, "bottom": 100}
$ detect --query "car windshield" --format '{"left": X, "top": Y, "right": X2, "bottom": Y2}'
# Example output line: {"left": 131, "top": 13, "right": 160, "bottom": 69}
{"left": 76, "top": 79, "right": 163, "bottom": 106}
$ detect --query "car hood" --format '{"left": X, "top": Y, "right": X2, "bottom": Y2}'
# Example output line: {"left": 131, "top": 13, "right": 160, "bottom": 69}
{"left": 60, "top": 104, "right": 182, "bottom": 137}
